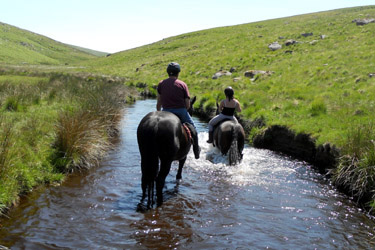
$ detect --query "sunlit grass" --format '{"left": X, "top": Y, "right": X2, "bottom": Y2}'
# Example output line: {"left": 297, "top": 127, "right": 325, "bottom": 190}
{"left": 0, "top": 71, "right": 136, "bottom": 213}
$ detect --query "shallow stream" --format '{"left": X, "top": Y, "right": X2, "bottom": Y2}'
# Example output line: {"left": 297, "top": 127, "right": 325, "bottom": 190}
{"left": 1, "top": 99, "right": 374, "bottom": 249}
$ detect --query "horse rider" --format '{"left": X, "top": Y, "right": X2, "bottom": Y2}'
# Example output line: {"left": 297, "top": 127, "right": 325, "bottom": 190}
{"left": 207, "top": 86, "right": 242, "bottom": 143}
{"left": 156, "top": 62, "right": 201, "bottom": 159}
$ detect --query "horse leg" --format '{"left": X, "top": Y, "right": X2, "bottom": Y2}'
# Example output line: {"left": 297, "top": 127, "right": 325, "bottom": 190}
{"left": 156, "top": 159, "right": 172, "bottom": 206}
{"left": 176, "top": 157, "right": 187, "bottom": 180}
{"left": 141, "top": 175, "right": 147, "bottom": 202}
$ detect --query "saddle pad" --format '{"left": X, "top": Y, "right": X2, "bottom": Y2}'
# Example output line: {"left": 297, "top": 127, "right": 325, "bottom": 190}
{"left": 183, "top": 123, "right": 193, "bottom": 142}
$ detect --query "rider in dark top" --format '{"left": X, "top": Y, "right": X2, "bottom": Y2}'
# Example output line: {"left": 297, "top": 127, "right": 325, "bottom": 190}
{"left": 156, "top": 62, "right": 201, "bottom": 159}
{"left": 207, "top": 86, "right": 242, "bottom": 143}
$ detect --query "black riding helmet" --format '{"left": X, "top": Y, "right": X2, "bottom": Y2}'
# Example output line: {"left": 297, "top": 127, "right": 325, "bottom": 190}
{"left": 224, "top": 86, "right": 234, "bottom": 99}
{"left": 167, "top": 62, "right": 181, "bottom": 76}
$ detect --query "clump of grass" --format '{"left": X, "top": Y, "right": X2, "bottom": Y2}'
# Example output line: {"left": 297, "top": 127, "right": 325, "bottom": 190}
{"left": 0, "top": 70, "right": 137, "bottom": 213}
{"left": 53, "top": 109, "right": 111, "bottom": 172}
{"left": 0, "top": 116, "right": 14, "bottom": 180}
{"left": 332, "top": 122, "right": 375, "bottom": 207}
{"left": 3, "top": 96, "right": 21, "bottom": 111}
{"left": 309, "top": 98, "right": 327, "bottom": 116}
{"left": 0, "top": 116, "right": 16, "bottom": 215}
{"left": 50, "top": 74, "right": 133, "bottom": 172}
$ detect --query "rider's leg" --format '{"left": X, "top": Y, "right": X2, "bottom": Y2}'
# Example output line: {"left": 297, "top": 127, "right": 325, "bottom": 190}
{"left": 163, "top": 108, "right": 200, "bottom": 159}
{"left": 207, "top": 114, "right": 226, "bottom": 143}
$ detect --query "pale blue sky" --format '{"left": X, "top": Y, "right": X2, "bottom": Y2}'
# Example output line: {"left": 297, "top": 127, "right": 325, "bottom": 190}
{"left": 1, "top": 0, "right": 374, "bottom": 53}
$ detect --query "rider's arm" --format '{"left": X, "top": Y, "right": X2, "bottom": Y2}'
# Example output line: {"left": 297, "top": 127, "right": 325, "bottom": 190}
{"left": 185, "top": 98, "right": 190, "bottom": 110}
{"left": 156, "top": 94, "right": 162, "bottom": 111}
{"left": 219, "top": 100, "right": 225, "bottom": 112}
{"left": 235, "top": 100, "right": 242, "bottom": 112}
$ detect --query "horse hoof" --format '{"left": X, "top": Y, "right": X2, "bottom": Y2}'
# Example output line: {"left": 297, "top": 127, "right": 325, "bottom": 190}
{"left": 136, "top": 202, "right": 148, "bottom": 213}
{"left": 156, "top": 197, "right": 163, "bottom": 207}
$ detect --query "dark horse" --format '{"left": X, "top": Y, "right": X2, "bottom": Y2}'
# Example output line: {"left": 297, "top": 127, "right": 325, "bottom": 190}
{"left": 212, "top": 103, "right": 245, "bottom": 165}
{"left": 137, "top": 97, "right": 197, "bottom": 208}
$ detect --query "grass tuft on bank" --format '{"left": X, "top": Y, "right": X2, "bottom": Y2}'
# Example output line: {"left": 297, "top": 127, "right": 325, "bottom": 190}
{"left": 0, "top": 70, "right": 136, "bottom": 214}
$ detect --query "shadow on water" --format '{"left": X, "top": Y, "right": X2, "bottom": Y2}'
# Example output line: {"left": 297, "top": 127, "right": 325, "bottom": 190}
{"left": 1, "top": 99, "right": 375, "bottom": 249}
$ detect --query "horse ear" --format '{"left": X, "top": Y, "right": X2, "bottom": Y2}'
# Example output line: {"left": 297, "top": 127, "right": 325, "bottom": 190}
{"left": 191, "top": 96, "right": 196, "bottom": 105}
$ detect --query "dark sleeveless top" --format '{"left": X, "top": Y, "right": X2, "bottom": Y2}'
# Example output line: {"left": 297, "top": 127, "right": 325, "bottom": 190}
{"left": 221, "top": 107, "right": 235, "bottom": 116}
{"left": 221, "top": 100, "right": 236, "bottom": 116}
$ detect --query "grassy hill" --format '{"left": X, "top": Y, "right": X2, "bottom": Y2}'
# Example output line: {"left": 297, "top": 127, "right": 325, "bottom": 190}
{"left": 68, "top": 44, "right": 109, "bottom": 57}
{"left": 0, "top": 22, "right": 98, "bottom": 65}
{"left": 2, "top": 5, "right": 375, "bottom": 213}
{"left": 82, "top": 5, "right": 375, "bottom": 148}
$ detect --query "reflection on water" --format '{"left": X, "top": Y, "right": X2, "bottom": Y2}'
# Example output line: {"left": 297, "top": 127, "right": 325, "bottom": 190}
{"left": 1, "top": 99, "right": 375, "bottom": 249}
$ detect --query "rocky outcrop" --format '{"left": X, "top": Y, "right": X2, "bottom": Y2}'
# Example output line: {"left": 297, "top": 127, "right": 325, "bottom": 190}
{"left": 352, "top": 18, "right": 375, "bottom": 25}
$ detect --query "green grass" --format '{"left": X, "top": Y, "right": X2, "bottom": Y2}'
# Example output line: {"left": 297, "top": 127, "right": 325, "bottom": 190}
{"left": 0, "top": 70, "right": 137, "bottom": 213}
{"left": 332, "top": 122, "right": 375, "bottom": 209}
{"left": 79, "top": 5, "right": 375, "bottom": 148}
{"left": 0, "top": 22, "right": 100, "bottom": 65}
{"left": 1, "top": 5, "right": 375, "bottom": 213}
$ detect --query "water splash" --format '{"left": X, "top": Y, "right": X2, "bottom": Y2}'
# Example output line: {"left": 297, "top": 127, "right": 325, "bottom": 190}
{"left": 187, "top": 132, "right": 296, "bottom": 187}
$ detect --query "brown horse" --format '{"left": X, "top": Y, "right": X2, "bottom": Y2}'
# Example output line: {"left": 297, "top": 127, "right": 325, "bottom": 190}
{"left": 137, "top": 97, "right": 196, "bottom": 209}
{"left": 212, "top": 104, "right": 245, "bottom": 165}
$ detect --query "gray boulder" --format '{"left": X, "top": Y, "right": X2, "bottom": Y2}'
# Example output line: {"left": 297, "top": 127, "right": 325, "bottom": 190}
{"left": 301, "top": 32, "right": 313, "bottom": 37}
{"left": 285, "top": 39, "right": 297, "bottom": 46}
{"left": 244, "top": 70, "right": 274, "bottom": 79}
{"left": 212, "top": 71, "right": 232, "bottom": 79}
{"left": 268, "top": 42, "right": 282, "bottom": 51}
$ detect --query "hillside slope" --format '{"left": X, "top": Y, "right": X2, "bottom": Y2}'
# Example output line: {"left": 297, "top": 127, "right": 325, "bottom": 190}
{"left": 83, "top": 5, "right": 375, "bottom": 147}
{"left": 68, "top": 44, "right": 109, "bottom": 57}
{"left": 0, "top": 22, "right": 98, "bottom": 65}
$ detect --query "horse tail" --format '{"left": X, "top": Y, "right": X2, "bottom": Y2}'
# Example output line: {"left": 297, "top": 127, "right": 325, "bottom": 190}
{"left": 141, "top": 152, "right": 158, "bottom": 208}
{"left": 228, "top": 124, "right": 241, "bottom": 166}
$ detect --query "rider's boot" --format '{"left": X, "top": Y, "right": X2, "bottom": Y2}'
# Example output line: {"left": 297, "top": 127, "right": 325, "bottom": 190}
{"left": 184, "top": 123, "right": 200, "bottom": 159}
{"left": 206, "top": 131, "right": 213, "bottom": 143}
{"left": 193, "top": 132, "right": 201, "bottom": 159}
